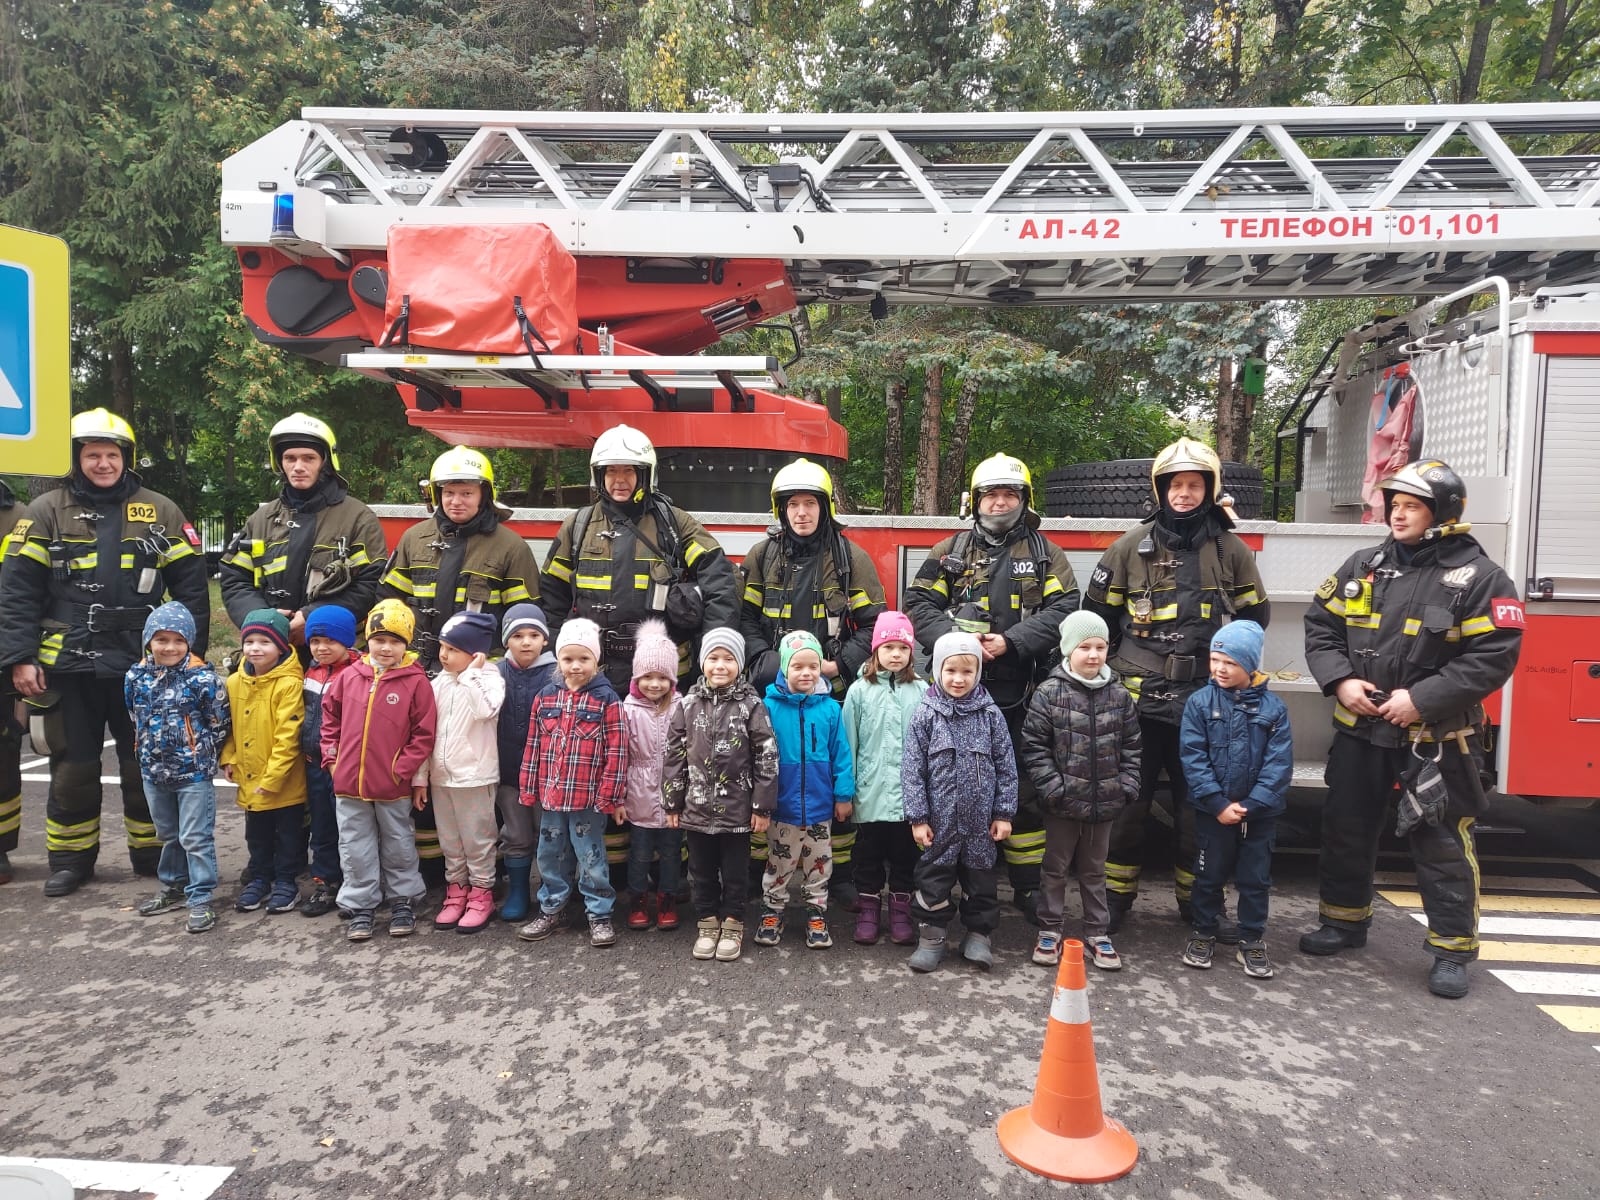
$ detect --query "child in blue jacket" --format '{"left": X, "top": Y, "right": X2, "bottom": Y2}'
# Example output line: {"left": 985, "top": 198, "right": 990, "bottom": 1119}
{"left": 495, "top": 604, "right": 558, "bottom": 921}
{"left": 1178, "top": 620, "right": 1292, "bottom": 978}
{"left": 757, "top": 630, "right": 855, "bottom": 950}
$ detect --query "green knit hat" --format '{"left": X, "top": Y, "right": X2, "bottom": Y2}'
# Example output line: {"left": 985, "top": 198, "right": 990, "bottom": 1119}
{"left": 777, "top": 630, "right": 824, "bottom": 678}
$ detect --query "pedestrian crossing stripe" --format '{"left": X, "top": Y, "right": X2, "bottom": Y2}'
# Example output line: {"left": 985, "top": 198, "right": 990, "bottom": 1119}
{"left": 1478, "top": 941, "right": 1600, "bottom": 966}
{"left": 1537, "top": 1007, "right": 1600, "bottom": 1035}
{"left": 1487, "top": 970, "right": 1600, "bottom": 998}
{"left": 1379, "top": 889, "right": 1600, "bottom": 915}
{"left": 1406, "top": 911, "right": 1600, "bottom": 939}
{"left": 0, "top": 1157, "right": 231, "bottom": 1200}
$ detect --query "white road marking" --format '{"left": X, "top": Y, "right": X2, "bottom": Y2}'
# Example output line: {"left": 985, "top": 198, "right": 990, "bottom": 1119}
{"left": 20, "top": 774, "right": 236, "bottom": 789}
{"left": 1488, "top": 970, "right": 1600, "bottom": 998}
{"left": 20, "top": 737, "right": 116, "bottom": 772}
{"left": 1409, "top": 912, "right": 1600, "bottom": 939}
{"left": 0, "top": 1157, "right": 231, "bottom": 1200}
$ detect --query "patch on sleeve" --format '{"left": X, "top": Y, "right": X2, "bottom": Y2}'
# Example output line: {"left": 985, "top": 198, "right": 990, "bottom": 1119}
{"left": 182, "top": 522, "right": 202, "bottom": 548}
{"left": 1091, "top": 565, "right": 1112, "bottom": 588}
{"left": 1489, "top": 597, "right": 1526, "bottom": 629}
{"left": 1315, "top": 573, "right": 1339, "bottom": 600}
{"left": 9, "top": 518, "right": 31, "bottom": 542}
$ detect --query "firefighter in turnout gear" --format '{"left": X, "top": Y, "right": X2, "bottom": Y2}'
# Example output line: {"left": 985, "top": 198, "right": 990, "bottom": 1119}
{"left": 0, "top": 481, "right": 28, "bottom": 884}
{"left": 1085, "top": 438, "right": 1270, "bottom": 933}
{"left": 0, "top": 409, "right": 210, "bottom": 896}
{"left": 904, "top": 453, "right": 1079, "bottom": 919}
{"left": 219, "top": 413, "right": 387, "bottom": 638}
{"left": 739, "top": 457, "right": 888, "bottom": 903}
{"left": 1300, "top": 460, "right": 1522, "bottom": 1000}
{"left": 380, "top": 445, "right": 540, "bottom": 877}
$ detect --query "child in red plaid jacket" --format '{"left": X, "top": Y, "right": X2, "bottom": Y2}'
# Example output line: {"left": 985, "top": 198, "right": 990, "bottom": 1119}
{"left": 516, "top": 618, "right": 630, "bottom": 948}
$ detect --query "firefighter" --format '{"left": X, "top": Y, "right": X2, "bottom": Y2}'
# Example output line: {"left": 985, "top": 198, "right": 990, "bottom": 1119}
{"left": 1085, "top": 438, "right": 1269, "bottom": 934}
{"left": 1300, "top": 460, "right": 1522, "bottom": 999}
{"left": 219, "top": 413, "right": 387, "bottom": 638}
{"left": 0, "top": 481, "right": 28, "bottom": 884}
{"left": 739, "top": 457, "right": 888, "bottom": 904}
{"left": 904, "top": 453, "right": 1079, "bottom": 920}
{"left": 379, "top": 444, "right": 540, "bottom": 876}
{"left": 0, "top": 409, "right": 210, "bottom": 896}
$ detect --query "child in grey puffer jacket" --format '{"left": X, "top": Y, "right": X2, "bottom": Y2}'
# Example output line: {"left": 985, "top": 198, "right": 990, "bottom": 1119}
{"left": 1020, "top": 610, "right": 1141, "bottom": 971}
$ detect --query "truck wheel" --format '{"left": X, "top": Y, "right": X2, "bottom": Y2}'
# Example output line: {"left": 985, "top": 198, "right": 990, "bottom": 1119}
{"left": 1042, "top": 459, "right": 1265, "bottom": 519}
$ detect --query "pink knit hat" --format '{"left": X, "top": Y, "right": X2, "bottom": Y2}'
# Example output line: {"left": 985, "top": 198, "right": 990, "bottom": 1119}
{"left": 871, "top": 610, "right": 916, "bottom": 654}
{"left": 631, "top": 618, "right": 678, "bottom": 681}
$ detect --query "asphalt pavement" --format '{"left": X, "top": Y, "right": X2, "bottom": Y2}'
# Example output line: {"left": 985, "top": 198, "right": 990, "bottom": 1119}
{"left": 4, "top": 765, "right": 1600, "bottom": 1200}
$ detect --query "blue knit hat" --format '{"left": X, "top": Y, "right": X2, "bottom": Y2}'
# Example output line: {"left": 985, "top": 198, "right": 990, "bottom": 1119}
{"left": 305, "top": 605, "right": 357, "bottom": 648}
{"left": 440, "top": 610, "right": 497, "bottom": 657}
{"left": 1211, "top": 620, "right": 1265, "bottom": 675}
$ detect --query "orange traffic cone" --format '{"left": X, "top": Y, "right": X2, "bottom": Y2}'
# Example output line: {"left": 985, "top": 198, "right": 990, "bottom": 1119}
{"left": 997, "top": 938, "right": 1139, "bottom": 1183}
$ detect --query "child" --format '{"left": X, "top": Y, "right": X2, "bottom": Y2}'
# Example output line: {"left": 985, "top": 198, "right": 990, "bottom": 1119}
{"left": 220, "top": 610, "right": 308, "bottom": 916}
{"left": 622, "top": 619, "right": 685, "bottom": 932}
{"left": 495, "top": 603, "right": 557, "bottom": 921}
{"left": 662, "top": 628, "right": 778, "bottom": 962}
{"left": 321, "top": 599, "right": 436, "bottom": 941}
{"left": 757, "top": 630, "right": 855, "bottom": 950}
{"left": 125, "top": 601, "right": 230, "bottom": 933}
{"left": 516, "top": 617, "right": 628, "bottom": 949}
{"left": 417, "top": 611, "right": 505, "bottom": 934}
{"left": 840, "top": 611, "right": 923, "bottom": 946}
{"left": 1179, "top": 620, "right": 1292, "bottom": 978}
{"left": 902, "top": 630, "right": 1017, "bottom": 973}
{"left": 299, "top": 605, "right": 358, "bottom": 917}
{"left": 1019, "top": 610, "right": 1141, "bottom": 971}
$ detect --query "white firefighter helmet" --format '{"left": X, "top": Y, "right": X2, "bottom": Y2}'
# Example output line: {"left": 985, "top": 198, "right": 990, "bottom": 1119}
{"left": 770, "top": 457, "right": 837, "bottom": 524}
{"left": 590, "top": 424, "right": 657, "bottom": 500}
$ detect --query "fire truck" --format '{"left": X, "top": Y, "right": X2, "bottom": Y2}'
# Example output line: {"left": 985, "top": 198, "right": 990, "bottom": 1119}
{"left": 221, "top": 103, "right": 1600, "bottom": 808}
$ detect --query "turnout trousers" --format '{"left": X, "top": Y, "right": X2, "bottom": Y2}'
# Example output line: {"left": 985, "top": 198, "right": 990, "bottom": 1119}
{"left": 1105, "top": 717, "right": 1197, "bottom": 907}
{"left": 46, "top": 674, "right": 158, "bottom": 874}
{"left": 1317, "top": 732, "right": 1484, "bottom": 963}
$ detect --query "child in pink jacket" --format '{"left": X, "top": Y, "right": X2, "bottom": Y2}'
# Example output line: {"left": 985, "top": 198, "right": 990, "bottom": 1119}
{"left": 622, "top": 620, "right": 684, "bottom": 932}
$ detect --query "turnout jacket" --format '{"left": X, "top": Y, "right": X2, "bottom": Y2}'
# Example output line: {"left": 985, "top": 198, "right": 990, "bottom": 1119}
{"left": 839, "top": 666, "right": 924, "bottom": 823}
{"left": 904, "top": 522, "right": 1079, "bottom": 708}
{"left": 1084, "top": 511, "right": 1269, "bottom": 725}
{"left": 380, "top": 514, "right": 538, "bottom": 671}
{"left": 124, "top": 603, "right": 230, "bottom": 787}
{"left": 519, "top": 675, "right": 628, "bottom": 815}
{"left": 1019, "top": 667, "right": 1141, "bottom": 824}
{"left": 662, "top": 678, "right": 778, "bottom": 835}
{"left": 901, "top": 683, "right": 1018, "bottom": 869}
{"left": 1303, "top": 527, "right": 1523, "bottom": 749}
{"left": 764, "top": 676, "right": 856, "bottom": 827}
{"left": 0, "top": 475, "right": 209, "bottom": 676}
{"left": 220, "top": 653, "right": 307, "bottom": 813}
{"left": 1178, "top": 677, "right": 1292, "bottom": 818}
{"left": 739, "top": 530, "right": 887, "bottom": 692}
{"left": 320, "top": 656, "right": 437, "bottom": 802}
{"left": 220, "top": 480, "right": 386, "bottom": 630}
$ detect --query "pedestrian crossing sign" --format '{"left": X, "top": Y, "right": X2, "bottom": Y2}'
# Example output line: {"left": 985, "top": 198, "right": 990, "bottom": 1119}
{"left": 0, "top": 224, "right": 71, "bottom": 476}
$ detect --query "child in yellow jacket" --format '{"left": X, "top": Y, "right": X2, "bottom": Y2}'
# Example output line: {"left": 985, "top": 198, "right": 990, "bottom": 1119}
{"left": 221, "top": 609, "right": 308, "bottom": 915}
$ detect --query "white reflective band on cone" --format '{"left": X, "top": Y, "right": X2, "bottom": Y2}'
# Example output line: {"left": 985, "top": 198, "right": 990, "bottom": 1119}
{"left": 1050, "top": 985, "right": 1091, "bottom": 1025}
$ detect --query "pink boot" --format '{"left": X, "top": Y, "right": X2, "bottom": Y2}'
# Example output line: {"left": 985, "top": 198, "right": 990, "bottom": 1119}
{"left": 887, "top": 892, "right": 916, "bottom": 945}
{"left": 854, "top": 894, "right": 883, "bottom": 944}
{"left": 435, "top": 883, "right": 468, "bottom": 930}
{"left": 457, "top": 886, "right": 495, "bottom": 935}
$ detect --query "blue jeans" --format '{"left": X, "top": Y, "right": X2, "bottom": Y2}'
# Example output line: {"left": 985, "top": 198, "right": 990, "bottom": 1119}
{"left": 1192, "top": 812, "right": 1277, "bottom": 942}
{"left": 305, "top": 764, "right": 341, "bottom": 885}
{"left": 245, "top": 804, "right": 308, "bottom": 886}
{"left": 626, "top": 824, "right": 683, "bottom": 896}
{"left": 536, "top": 808, "right": 614, "bottom": 919}
{"left": 145, "top": 777, "right": 218, "bottom": 908}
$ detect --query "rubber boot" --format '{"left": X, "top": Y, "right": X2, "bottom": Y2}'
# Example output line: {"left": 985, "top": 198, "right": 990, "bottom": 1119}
{"left": 961, "top": 931, "right": 994, "bottom": 971}
{"left": 854, "top": 894, "right": 883, "bottom": 944}
{"left": 1298, "top": 924, "right": 1368, "bottom": 956}
{"left": 908, "top": 924, "right": 947, "bottom": 973}
{"left": 887, "top": 892, "right": 916, "bottom": 945}
{"left": 1106, "top": 891, "right": 1133, "bottom": 935}
{"left": 0, "top": 851, "right": 12, "bottom": 885}
{"left": 1428, "top": 958, "right": 1470, "bottom": 999}
{"left": 498, "top": 856, "right": 533, "bottom": 922}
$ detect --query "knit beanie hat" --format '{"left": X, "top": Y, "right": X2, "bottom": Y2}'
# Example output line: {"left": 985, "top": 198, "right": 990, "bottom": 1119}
{"left": 632, "top": 618, "right": 680, "bottom": 680}
{"left": 305, "top": 605, "right": 357, "bottom": 648}
{"left": 870, "top": 610, "right": 916, "bottom": 655}
{"left": 240, "top": 608, "right": 291, "bottom": 656}
{"left": 556, "top": 617, "right": 601, "bottom": 660}
{"left": 502, "top": 603, "right": 549, "bottom": 642}
{"left": 439, "top": 610, "right": 497, "bottom": 657}
{"left": 1058, "top": 609, "right": 1110, "bottom": 661}
{"left": 777, "top": 630, "right": 823, "bottom": 678}
{"left": 700, "top": 627, "right": 746, "bottom": 672}
{"left": 931, "top": 630, "right": 983, "bottom": 691}
{"left": 1211, "top": 619, "right": 1265, "bottom": 675}
{"left": 366, "top": 598, "right": 416, "bottom": 646}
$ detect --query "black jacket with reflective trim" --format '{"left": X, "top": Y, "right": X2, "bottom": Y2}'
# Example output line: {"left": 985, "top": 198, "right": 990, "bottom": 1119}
{"left": 219, "top": 489, "right": 387, "bottom": 629}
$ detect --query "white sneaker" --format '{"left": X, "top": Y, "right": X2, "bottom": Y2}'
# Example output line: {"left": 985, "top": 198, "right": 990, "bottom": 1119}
{"left": 1087, "top": 937, "right": 1122, "bottom": 970}
{"left": 692, "top": 916, "right": 720, "bottom": 960}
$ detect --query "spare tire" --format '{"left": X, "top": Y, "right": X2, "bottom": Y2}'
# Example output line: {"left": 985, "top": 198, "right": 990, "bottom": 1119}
{"left": 1043, "top": 459, "right": 1265, "bottom": 519}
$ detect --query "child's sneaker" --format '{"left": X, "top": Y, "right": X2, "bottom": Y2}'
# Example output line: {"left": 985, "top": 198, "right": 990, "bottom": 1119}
{"left": 626, "top": 893, "right": 651, "bottom": 930}
{"left": 266, "top": 882, "right": 300, "bottom": 914}
{"left": 1031, "top": 930, "right": 1061, "bottom": 966}
{"left": 388, "top": 900, "right": 416, "bottom": 937}
{"left": 518, "top": 908, "right": 565, "bottom": 942}
{"left": 753, "top": 906, "right": 783, "bottom": 947}
{"left": 1237, "top": 941, "right": 1275, "bottom": 979}
{"left": 1088, "top": 937, "right": 1122, "bottom": 971}
{"left": 346, "top": 910, "right": 375, "bottom": 941}
{"left": 235, "top": 877, "right": 270, "bottom": 912}
{"left": 805, "top": 906, "right": 832, "bottom": 949}
{"left": 186, "top": 905, "right": 217, "bottom": 934}
{"left": 590, "top": 916, "right": 618, "bottom": 948}
{"left": 1183, "top": 933, "right": 1215, "bottom": 969}
{"left": 138, "top": 886, "right": 187, "bottom": 916}
{"left": 715, "top": 917, "right": 744, "bottom": 962}
{"left": 692, "top": 916, "right": 721, "bottom": 960}
{"left": 299, "top": 880, "right": 336, "bottom": 917}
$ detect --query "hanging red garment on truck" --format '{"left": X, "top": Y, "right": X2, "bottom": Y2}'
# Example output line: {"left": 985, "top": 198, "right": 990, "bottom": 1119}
{"left": 382, "top": 224, "right": 579, "bottom": 355}
{"left": 1361, "top": 364, "right": 1419, "bottom": 523}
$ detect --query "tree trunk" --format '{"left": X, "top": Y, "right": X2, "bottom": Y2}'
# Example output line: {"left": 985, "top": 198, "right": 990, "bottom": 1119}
{"left": 825, "top": 384, "right": 849, "bottom": 512}
{"left": 1214, "top": 357, "right": 1243, "bottom": 462}
{"left": 937, "top": 373, "right": 982, "bottom": 515}
{"left": 108, "top": 337, "right": 135, "bottom": 423}
{"left": 793, "top": 306, "right": 822, "bottom": 406}
{"left": 1458, "top": 0, "right": 1497, "bottom": 102}
{"left": 1535, "top": 0, "right": 1571, "bottom": 88}
{"left": 912, "top": 362, "right": 944, "bottom": 515}
{"left": 882, "top": 379, "right": 906, "bottom": 515}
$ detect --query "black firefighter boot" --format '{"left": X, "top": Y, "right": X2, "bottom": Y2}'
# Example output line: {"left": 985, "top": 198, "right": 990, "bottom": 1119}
{"left": 1298, "top": 924, "right": 1369, "bottom": 956}
{"left": 44, "top": 861, "right": 94, "bottom": 897}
